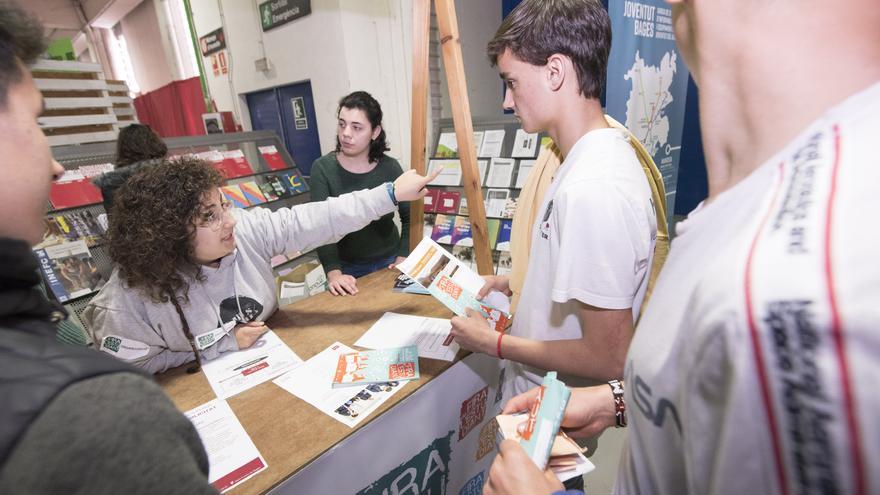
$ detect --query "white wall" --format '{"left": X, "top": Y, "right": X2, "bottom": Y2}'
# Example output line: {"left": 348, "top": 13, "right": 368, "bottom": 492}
{"left": 338, "top": 1, "right": 412, "bottom": 164}
{"left": 439, "top": 0, "right": 504, "bottom": 121}
{"left": 119, "top": 0, "right": 175, "bottom": 93}
{"left": 187, "top": 0, "right": 235, "bottom": 115}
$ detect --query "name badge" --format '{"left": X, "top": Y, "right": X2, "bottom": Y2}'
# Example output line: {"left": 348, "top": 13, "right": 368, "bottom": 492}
{"left": 194, "top": 320, "right": 236, "bottom": 350}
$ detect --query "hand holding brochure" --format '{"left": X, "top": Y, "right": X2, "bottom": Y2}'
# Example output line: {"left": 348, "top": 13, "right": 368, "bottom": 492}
{"left": 519, "top": 372, "right": 571, "bottom": 470}
{"left": 331, "top": 345, "right": 420, "bottom": 388}
{"left": 396, "top": 237, "right": 510, "bottom": 332}
{"left": 495, "top": 412, "right": 594, "bottom": 482}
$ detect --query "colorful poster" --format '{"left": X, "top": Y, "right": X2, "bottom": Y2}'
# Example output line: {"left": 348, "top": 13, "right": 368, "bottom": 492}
{"left": 605, "top": 0, "right": 690, "bottom": 222}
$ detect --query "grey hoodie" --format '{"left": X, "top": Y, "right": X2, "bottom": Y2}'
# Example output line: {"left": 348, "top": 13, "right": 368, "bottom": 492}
{"left": 84, "top": 185, "right": 395, "bottom": 373}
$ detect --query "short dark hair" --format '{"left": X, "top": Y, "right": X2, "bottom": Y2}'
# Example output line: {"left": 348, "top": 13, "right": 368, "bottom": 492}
{"left": 115, "top": 124, "right": 168, "bottom": 167}
{"left": 0, "top": 0, "right": 47, "bottom": 109}
{"left": 335, "top": 91, "right": 390, "bottom": 164}
{"left": 487, "top": 0, "right": 611, "bottom": 99}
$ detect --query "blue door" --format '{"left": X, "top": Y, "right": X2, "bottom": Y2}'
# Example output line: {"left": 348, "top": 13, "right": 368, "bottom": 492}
{"left": 245, "top": 88, "right": 285, "bottom": 145}
{"left": 246, "top": 81, "right": 321, "bottom": 175}
{"left": 276, "top": 82, "right": 321, "bottom": 175}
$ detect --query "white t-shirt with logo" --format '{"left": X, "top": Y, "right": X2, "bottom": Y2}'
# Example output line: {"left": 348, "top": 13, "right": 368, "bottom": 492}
{"left": 617, "top": 82, "right": 880, "bottom": 494}
{"left": 505, "top": 128, "right": 657, "bottom": 398}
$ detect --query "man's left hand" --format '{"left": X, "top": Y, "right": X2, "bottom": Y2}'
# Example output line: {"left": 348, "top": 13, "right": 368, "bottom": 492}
{"left": 484, "top": 440, "right": 563, "bottom": 495}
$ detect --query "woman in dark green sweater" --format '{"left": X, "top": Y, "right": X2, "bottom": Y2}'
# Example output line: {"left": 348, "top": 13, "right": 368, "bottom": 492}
{"left": 309, "top": 91, "right": 411, "bottom": 296}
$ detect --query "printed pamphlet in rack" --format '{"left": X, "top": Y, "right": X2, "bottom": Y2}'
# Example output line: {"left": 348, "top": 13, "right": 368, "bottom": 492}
{"left": 34, "top": 239, "right": 105, "bottom": 302}
{"left": 396, "top": 237, "right": 511, "bottom": 332}
{"left": 331, "top": 345, "right": 420, "bottom": 388}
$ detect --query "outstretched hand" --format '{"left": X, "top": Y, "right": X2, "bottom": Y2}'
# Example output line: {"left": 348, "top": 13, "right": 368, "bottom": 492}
{"left": 393, "top": 168, "right": 443, "bottom": 202}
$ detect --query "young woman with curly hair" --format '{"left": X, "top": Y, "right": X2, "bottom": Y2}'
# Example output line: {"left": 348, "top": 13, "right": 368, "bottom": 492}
{"left": 309, "top": 91, "right": 410, "bottom": 296}
{"left": 83, "top": 157, "right": 438, "bottom": 374}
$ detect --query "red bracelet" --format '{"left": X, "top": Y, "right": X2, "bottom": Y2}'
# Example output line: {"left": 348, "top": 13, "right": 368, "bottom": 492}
{"left": 496, "top": 332, "right": 504, "bottom": 360}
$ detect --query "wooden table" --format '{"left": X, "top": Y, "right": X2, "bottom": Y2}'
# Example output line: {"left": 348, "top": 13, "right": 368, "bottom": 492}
{"left": 157, "top": 269, "right": 458, "bottom": 494}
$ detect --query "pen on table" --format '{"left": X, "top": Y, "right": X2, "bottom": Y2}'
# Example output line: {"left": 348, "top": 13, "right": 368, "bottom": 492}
{"left": 233, "top": 355, "right": 268, "bottom": 371}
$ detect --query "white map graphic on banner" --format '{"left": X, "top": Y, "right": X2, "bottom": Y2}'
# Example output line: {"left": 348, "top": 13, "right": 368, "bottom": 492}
{"left": 624, "top": 50, "right": 678, "bottom": 157}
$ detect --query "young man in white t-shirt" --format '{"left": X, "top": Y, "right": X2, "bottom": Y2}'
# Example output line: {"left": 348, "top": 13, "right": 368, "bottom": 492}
{"left": 483, "top": 0, "right": 880, "bottom": 494}
{"left": 450, "top": 0, "right": 656, "bottom": 396}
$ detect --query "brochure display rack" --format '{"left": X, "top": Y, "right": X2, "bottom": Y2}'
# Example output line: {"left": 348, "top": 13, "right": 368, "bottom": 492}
{"left": 41, "top": 130, "right": 313, "bottom": 339}
{"left": 423, "top": 117, "right": 549, "bottom": 276}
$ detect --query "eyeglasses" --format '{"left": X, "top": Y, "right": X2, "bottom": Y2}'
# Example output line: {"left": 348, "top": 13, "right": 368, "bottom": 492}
{"left": 197, "top": 199, "right": 232, "bottom": 231}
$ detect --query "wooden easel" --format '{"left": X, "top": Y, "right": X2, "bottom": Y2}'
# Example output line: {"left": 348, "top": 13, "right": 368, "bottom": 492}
{"left": 409, "top": 0, "right": 494, "bottom": 275}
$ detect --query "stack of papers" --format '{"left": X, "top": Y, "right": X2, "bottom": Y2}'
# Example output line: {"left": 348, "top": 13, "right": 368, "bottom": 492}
{"left": 273, "top": 342, "right": 408, "bottom": 428}
{"left": 355, "top": 312, "right": 459, "bottom": 362}
{"left": 331, "top": 346, "right": 420, "bottom": 388}
{"left": 495, "top": 414, "right": 595, "bottom": 482}
{"left": 201, "top": 330, "right": 302, "bottom": 400}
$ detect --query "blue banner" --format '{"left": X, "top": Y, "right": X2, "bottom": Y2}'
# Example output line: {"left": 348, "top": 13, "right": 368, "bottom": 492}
{"left": 605, "top": 0, "right": 690, "bottom": 221}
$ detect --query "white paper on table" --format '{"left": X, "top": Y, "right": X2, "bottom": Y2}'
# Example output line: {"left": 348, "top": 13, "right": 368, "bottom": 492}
{"left": 184, "top": 399, "right": 267, "bottom": 493}
{"left": 355, "top": 312, "right": 460, "bottom": 362}
{"left": 280, "top": 281, "right": 306, "bottom": 299}
{"left": 279, "top": 281, "right": 306, "bottom": 307}
{"left": 512, "top": 129, "right": 539, "bottom": 157}
{"left": 273, "top": 342, "right": 408, "bottom": 428}
{"left": 515, "top": 159, "right": 536, "bottom": 189}
{"left": 479, "top": 129, "right": 505, "bottom": 158}
{"left": 201, "top": 330, "right": 303, "bottom": 400}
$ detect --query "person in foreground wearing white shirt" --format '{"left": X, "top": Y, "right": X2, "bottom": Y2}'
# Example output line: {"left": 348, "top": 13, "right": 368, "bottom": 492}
{"left": 484, "top": 0, "right": 880, "bottom": 494}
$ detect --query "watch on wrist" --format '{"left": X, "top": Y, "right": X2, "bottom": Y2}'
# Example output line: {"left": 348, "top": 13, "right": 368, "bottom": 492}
{"left": 386, "top": 181, "right": 398, "bottom": 206}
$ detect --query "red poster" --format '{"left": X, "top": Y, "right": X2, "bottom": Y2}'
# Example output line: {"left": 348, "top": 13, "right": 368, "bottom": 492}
{"left": 195, "top": 150, "right": 231, "bottom": 179}
{"left": 436, "top": 191, "right": 461, "bottom": 214}
{"left": 49, "top": 179, "right": 103, "bottom": 209}
{"left": 258, "top": 145, "right": 287, "bottom": 171}
{"left": 423, "top": 188, "right": 440, "bottom": 213}
{"left": 221, "top": 150, "right": 254, "bottom": 178}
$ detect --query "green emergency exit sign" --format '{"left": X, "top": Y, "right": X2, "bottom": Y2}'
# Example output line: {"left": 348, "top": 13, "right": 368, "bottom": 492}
{"left": 260, "top": 0, "right": 311, "bottom": 32}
